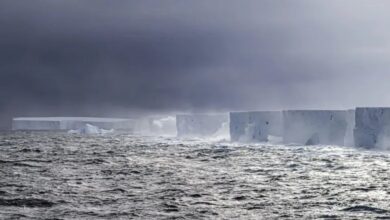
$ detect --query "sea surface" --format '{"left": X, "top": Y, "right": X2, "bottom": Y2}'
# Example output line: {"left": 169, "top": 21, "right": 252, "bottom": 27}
{"left": 1, "top": 132, "right": 390, "bottom": 219}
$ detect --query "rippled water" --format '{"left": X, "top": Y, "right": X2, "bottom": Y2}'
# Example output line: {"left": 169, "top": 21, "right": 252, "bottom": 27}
{"left": 1, "top": 132, "right": 390, "bottom": 219}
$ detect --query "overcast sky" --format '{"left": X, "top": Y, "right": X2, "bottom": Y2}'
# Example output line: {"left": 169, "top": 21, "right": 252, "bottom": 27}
{"left": 1, "top": 0, "right": 390, "bottom": 128}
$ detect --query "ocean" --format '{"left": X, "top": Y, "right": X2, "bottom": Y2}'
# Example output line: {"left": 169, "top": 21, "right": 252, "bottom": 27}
{"left": 1, "top": 131, "right": 390, "bottom": 219}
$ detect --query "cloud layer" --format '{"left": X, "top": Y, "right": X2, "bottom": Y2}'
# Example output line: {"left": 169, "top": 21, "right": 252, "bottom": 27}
{"left": 1, "top": 0, "right": 390, "bottom": 128}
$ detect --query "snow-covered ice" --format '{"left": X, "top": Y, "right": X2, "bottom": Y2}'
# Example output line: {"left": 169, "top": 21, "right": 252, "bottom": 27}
{"left": 229, "top": 111, "right": 282, "bottom": 142}
{"left": 176, "top": 114, "right": 228, "bottom": 137}
{"left": 283, "top": 110, "right": 348, "bottom": 145}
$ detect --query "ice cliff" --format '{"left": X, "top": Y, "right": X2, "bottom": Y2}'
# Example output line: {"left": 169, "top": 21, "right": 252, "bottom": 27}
{"left": 354, "top": 107, "right": 390, "bottom": 149}
{"left": 12, "top": 117, "right": 134, "bottom": 131}
{"left": 229, "top": 111, "right": 282, "bottom": 142}
{"left": 68, "top": 124, "right": 114, "bottom": 135}
{"left": 283, "top": 110, "right": 348, "bottom": 145}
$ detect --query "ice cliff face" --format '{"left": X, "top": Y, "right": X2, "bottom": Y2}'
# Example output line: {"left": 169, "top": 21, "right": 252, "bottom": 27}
{"left": 283, "top": 110, "right": 348, "bottom": 145}
{"left": 12, "top": 119, "right": 60, "bottom": 130}
{"left": 176, "top": 114, "right": 228, "bottom": 137}
{"left": 12, "top": 117, "right": 134, "bottom": 131}
{"left": 68, "top": 124, "right": 114, "bottom": 135}
{"left": 14, "top": 108, "right": 387, "bottom": 149}
{"left": 354, "top": 108, "right": 390, "bottom": 149}
{"left": 229, "top": 111, "right": 282, "bottom": 142}
{"left": 344, "top": 110, "right": 355, "bottom": 146}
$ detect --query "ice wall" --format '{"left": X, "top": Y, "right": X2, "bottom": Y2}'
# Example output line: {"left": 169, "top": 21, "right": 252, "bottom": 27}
{"left": 344, "top": 110, "right": 355, "bottom": 146}
{"left": 12, "top": 117, "right": 134, "bottom": 131}
{"left": 354, "top": 108, "right": 390, "bottom": 148}
{"left": 283, "top": 110, "right": 348, "bottom": 145}
{"left": 176, "top": 114, "right": 228, "bottom": 137}
{"left": 68, "top": 124, "right": 114, "bottom": 134}
{"left": 229, "top": 111, "right": 282, "bottom": 142}
{"left": 12, "top": 119, "right": 61, "bottom": 130}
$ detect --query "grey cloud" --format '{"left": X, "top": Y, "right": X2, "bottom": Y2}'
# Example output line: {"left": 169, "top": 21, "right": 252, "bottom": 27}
{"left": 1, "top": 0, "right": 390, "bottom": 129}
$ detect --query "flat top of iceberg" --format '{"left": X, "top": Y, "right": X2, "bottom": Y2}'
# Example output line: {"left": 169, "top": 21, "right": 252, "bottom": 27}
{"left": 284, "top": 110, "right": 347, "bottom": 112}
{"left": 356, "top": 107, "right": 390, "bottom": 110}
{"left": 230, "top": 111, "right": 280, "bottom": 114}
{"left": 176, "top": 114, "right": 227, "bottom": 116}
{"left": 13, "top": 117, "right": 133, "bottom": 122}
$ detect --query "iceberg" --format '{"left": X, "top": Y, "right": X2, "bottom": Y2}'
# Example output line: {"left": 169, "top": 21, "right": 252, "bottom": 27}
{"left": 68, "top": 124, "right": 114, "bottom": 134}
{"left": 229, "top": 111, "right": 282, "bottom": 142}
{"left": 12, "top": 117, "right": 134, "bottom": 131}
{"left": 344, "top": 109, "right": 355, "bottom": 146}
{"left": 283, "top": 110, "right": 348, "bottom": 145}
{"left": 176, "top": 114, "right": 228, "bottom": 137}
{"left": 12, "top": 118, "right": 61, "bottom": 131}
{"left": 210, "top": 121, "right": 230, "bottom": 140}
{"left": 354, "top": 107, "right": 390, "bottom": 149}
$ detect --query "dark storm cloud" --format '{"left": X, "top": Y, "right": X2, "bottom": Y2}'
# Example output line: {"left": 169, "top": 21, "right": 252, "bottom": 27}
{"left": 1, "top": 0, "right": 390, "bottom": 128}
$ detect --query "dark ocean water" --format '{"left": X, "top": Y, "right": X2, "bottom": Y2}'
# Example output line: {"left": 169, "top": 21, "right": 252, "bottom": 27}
{"left": 1, "top": 132, "right": 390, "bottom": 219}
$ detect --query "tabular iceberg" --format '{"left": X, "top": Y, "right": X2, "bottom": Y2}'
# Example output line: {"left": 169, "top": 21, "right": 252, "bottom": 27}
{"left": 68, "top": 124, "right": 114, "bottom": 135}
{"left": 344, "top": 110, "right": 355, "bottom": 146}
{"left": 12, "top": 118, "right": 61, "bottom": 130}
{"left": 176, "top": 114, "right": 228, "bottom": 137}
{"left": 354, "top": 107, "right": 390, "bottom": 148}
{"left": 229, "top": 111, "right": 282, "bottom": 142}
{"left": 283, "top": 110, "right": 348, "bottom": 145}
{"left": 12, "top": 117, "right": 134, "bottom": 131}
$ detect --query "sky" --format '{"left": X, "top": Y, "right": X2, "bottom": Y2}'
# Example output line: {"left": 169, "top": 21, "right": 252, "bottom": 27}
{"left": 1, "top": 0, "right": 390, "bottom": 129}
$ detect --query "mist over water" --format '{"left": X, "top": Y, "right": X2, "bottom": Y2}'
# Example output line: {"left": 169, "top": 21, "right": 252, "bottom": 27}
{"left": 1, "top": 132, "right": 390, "bottom": 219}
